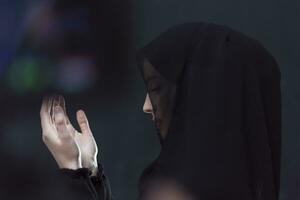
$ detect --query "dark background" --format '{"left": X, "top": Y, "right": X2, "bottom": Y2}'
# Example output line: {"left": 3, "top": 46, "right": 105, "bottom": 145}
{"left": 0, "top": 0, "right": 299, "bottom": 199}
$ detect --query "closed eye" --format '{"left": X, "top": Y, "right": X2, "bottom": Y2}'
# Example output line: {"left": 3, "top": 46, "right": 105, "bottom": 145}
{"left": 149, "top": 86, "right": 161, "bottom": 93}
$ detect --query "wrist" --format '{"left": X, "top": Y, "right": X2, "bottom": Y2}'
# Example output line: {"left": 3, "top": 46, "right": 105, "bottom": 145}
{"left": 82, "top": 157, "right": 98, "bottom": 176}
{"left": 57, "top": 157, "right": 82, "bottom": 170}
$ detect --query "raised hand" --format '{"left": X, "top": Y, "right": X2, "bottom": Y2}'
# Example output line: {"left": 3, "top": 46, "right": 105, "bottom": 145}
{"left": 40, "top": 95, "right": 98, "bottom": 174}
{"left": 40, "top": 95, "right": 82, "bottom": 169}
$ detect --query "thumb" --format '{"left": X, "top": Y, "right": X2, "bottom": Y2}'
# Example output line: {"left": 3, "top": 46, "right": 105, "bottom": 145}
{"left": 76, "top": 109, "right": 92, "bottom": 134}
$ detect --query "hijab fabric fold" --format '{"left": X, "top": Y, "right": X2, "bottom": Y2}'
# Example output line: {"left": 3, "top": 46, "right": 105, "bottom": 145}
{"left": 137, "top": 22, "right": 281, "bottom": 200}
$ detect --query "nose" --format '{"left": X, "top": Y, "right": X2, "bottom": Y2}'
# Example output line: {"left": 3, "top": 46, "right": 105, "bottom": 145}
{"left": 143, "top": 94, "right": 155, "bottom": 120}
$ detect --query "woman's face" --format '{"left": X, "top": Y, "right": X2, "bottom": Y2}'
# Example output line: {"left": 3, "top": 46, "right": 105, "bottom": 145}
{"left": 141, "top": 59, "right": 176, "bottom": 141}
{"left": 143, "top": 92, "right": 171, "bottom": 140}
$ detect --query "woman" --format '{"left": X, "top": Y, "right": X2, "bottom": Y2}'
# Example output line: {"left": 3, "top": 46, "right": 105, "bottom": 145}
{"left": 40, "top": 22, "right": 282, "bottom": 200}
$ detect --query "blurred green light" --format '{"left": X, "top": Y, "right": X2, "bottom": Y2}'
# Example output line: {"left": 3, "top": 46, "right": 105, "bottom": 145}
{"left": 7, "top": 56, "right": 50, "bottom": 95}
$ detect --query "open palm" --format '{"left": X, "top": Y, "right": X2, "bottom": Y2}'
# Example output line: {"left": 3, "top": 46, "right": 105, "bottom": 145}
{"left": 41, "top": 95, "right": 98, "bottom": 173}
{"left": 54, "top": 95, "right": 99, "bottom": 170}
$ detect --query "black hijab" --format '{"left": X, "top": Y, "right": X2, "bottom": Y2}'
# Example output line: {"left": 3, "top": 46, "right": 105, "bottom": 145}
{"left": 136, "top": 22, "right": 281, "bottom": 200}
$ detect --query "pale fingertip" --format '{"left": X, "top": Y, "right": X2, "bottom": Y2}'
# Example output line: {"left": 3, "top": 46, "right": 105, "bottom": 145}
{"left": 76, "top": 109, "right": 87, "bottom": 121}
{"left": 77, "top": 109, "right": 85, "bottom": 116}
{"left": 58, "top": 95, "right": 64, "bottom": 108}
{"left": 53, "top": 95, "right": 59, "bottom": 107}
{"left": 48, "top": 96, "right": 53, "bottom": 111}
{"left": 76, "top": 109, "right": 91, "bottom": 133}
{"left": 40, "top": 99, "right": 47, "bottom": 117}
{"left": 59, "top": 95, "right": 66, "bottom": 112}
{"left": 41, "top": 96, "right": 47, "bottom": 108}
{"left": 54, "top": 105, "right": 63, "bottom": 112}
{"left": 40, "top": 96, "right": 54, "bottom": 130}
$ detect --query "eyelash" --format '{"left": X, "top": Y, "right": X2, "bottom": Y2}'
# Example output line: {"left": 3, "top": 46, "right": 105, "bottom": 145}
{"left": 149, "top": 86, "right": 161, "bottom": 92}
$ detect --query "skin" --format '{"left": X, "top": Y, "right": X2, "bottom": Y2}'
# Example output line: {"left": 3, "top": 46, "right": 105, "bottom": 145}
{"left": 143, "top": 93, "right": 170, "bottom": 139}
{"left": 41, "top": 93, "right": 194, "bottom": 199}
{"left": 40, "top": 93, "right": 155, "bottom": 173}
{"left": 141, "top": 59, "right": 176, "bottom": 140}
{"left": 143, "top": 93, "right": 155, "bottom": 121}
{"left": 40, "top": 95, "right": 98, "bottom": 175}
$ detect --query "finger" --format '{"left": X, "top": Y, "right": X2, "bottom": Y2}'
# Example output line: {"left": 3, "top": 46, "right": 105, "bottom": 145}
{"left": 58, "top": 95, "right": 76, "bottom": 134}
{"left": 76, "top": 109, "right": 91, "bottom": 134}
{"left": 51, "top": 95, "right": 59, "bottom": 123}
{"left": 54, "top": 106, "right": 69, "bottom": 138}
{"left": 59, "top": 95, "right": 66, "bottom": 113}
{"left": 48, "top": 96, "right": 54, "bottom": 124}
{"left": 40, "top": 96, "right": 52, "bottom": 130}
{"left": 59, "top": 95, "right": 71, "bottom": 125}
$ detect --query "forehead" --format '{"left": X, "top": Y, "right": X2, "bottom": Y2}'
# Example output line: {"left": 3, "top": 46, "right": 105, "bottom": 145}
{"left": 142, "top": 59, "right": 163, "bottom": 80}
{"left": 143, "top": 59, "right": 175, "bottom": 86}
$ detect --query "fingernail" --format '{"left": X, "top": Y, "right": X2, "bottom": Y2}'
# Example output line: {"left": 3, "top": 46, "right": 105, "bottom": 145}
{"left": 78, "top": 110, "right": 84, "bottom": 117}
{"left": 55, "top": 106, "right": 62, "bottom": 112}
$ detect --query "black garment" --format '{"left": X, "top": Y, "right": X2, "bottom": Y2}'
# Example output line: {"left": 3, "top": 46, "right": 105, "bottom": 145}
{"left": 136, "top": 22, "right": 281, "bottom": 200}
{"left": 61, "top": 22, "right": 281, "bottom": 200}
{"left": 0, "top": 152, "right": 111, "bottom": 200}
{"left": 60, "top": 162, "right": 112, "bottom": 200}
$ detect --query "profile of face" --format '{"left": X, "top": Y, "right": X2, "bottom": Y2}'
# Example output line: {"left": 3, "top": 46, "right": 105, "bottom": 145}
{"left": 141, "top": 60, "right": 176, "bottom": 140}
{"left": 143, "top": 93, "right": 171, "bottom": 139}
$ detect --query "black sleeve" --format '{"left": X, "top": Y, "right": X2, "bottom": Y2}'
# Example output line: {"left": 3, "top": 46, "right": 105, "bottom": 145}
{"left": 59, "top": 162, "right": 113, "bottom": 200}
{"left": 90, "top": 163, "right": 113, "bottom": 200}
